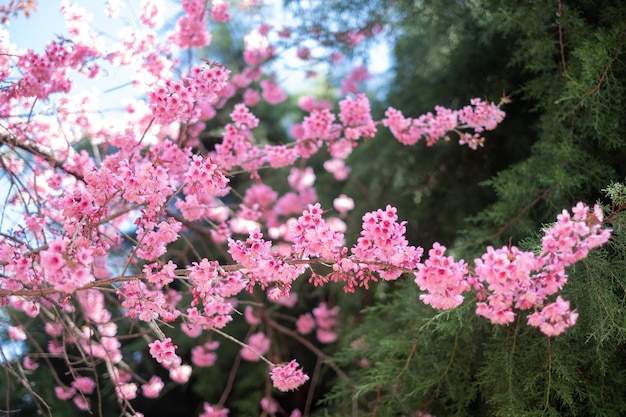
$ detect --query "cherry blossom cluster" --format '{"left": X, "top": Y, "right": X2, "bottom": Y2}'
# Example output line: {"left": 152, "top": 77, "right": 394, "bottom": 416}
{"left": 260, "top": 78, "right": 288, "bottom": 105}
{"left": 118, "top": 279, "right": 181, "bottom": 323}
{"left": 240, "top": 332, "right": 271, "bottom": 361}
{"left": 144, "top": 338, "right": 194, "bottom": 386}
{"left": 413, "top": 203, "right": 611, "bottom": 336}
{"left": 199, "top": 403, "right": 229, "bottom": 417}
{"left": 184, "top": 154, "right": 231, "bottom": 196}
{"left": 338, "top": 93, "right": 377, "bottom": 141}
{"left": 169, "top": 0, "right": 212, "bottom": 49}
{"left": 292, "top": 94, "right": 378, "bottom": 160}
{"left": 312, "top": 302, "right": 341, "bottom": 343}
{"left": 187, "top": 258, "right": 247, "bottom": 330}
{"left": 2, "top": 32, "right": 101, "bottom": 102}
{"left": 382, "top": 99, "right": 506, "bottom": 148}
{"left": 211, "top": 0, "right": 231, "bottom": 23}
{"left": 149, "top": 337, "right": 181, "bottom": 368}
{"left": 215, "top": 104, "right": 301, "bottom": 171}
{"left": 38, "top": 289, "right": 131, "bottom": 411}
{"left": 148, "top": 64, "right": 230, "bottom": 125}
{"left": 192, "top": 340, "right": 220, "bottom": 367}
{"left": 39, "top": 238, "right": 94, "bottom": 294}
{"left": 352, "top": 205, "right": 424, "bottom": 281}
{"left": 341, "top": 66, "right": 372, "bottom": 95}
{"left": 228, "top": 228, "right": 306, "bottom": 299}
{"left": 243, "top": 24, "right": 274, "bottom": 66}
{"left": 0, "top": 1, "right": 612, "bottom": 416}
{"left": 269, "top": 360, "right": 310, "bottom": 392}
{"left": 295, "top": 302, "right": 341, "bottom": 343}
{"left": 414, "top": 243, "right": 470, "bottom": 309}
{"left": 473, "top": 246, "right": 541, "bottom": 324}
{"left": 289, "top": 203, "right": 345, "bottom": 260}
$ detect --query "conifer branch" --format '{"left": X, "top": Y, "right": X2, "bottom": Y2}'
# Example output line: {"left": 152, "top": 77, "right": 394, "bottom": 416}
{"left": 584, "top": 29, "right": 626, "bottom": 96}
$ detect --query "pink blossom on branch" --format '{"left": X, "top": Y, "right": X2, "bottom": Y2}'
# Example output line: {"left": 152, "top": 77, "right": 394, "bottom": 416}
{"left": 270, "top": 360, "right": 310, "bottom": 392}
{"left": 243, "top": 26, "right": 274, "bottom": 66}
{"left": 139, "top": 0, "right": 164, "bottom": 28}
{"left": 211, "top": 0, "right": 231, "bottom": 22}
{"left": 55, "top": 386, "right": 76, "bottom": 401}
{"left": 260, "top": 79, "right": 287, "bottom": 105}
{"left": 240, "top": 332, "right": 271, "bottom": 361}
{"left": 148, "top": 64, "right": 230, "bottom": 125}
{"left": 414, "top": 243, "right": 469, "bottom": 310}
{"left": 383, "top": 99, "right": 505, "bottom": 148}
{"left": 72, "top": 377, "right": 96, "bottom": 395}
{"left": 192, "top": 341, "right": 219, "bottom": 367}
{"left": 148, "top": 337, "right": 181, "bottom": 369}
{"left": 341, "top": 65, "right": 371, "bottom": 95}
{"left": 169, "top": 0, "right": 211, "bottom": 48}
{"left": 414, "top": 203, "right": 611, "bottom": 336}
{"left": 352, "top": 205, "right": 424, "bottom": 281}
{"left": 260, "top": 396, "right": 279, "bottom": 413}
{"left": 290, "top": 203, "right": 345, "bottom": 260}
{"left": 199, "top": 403, "right": 229, "bottom": 417}
{"left": 141, "top": 376, "right": 165, "bottom": 398}
{"left": 0, "top": 0, "right": 613, "bottom": 414}
{"left": 169, "top": 364, "right": 192, "bottom": 384}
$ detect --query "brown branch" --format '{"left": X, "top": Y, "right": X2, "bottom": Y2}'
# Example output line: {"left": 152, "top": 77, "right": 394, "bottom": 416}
{"left": 490, "top": 186, "right": 554, "bottom": 241}
{"left": 0, "top": 257, "right": 418, "bottom": 298}
{"left": 217, "top": 340, "right": 243, "bottom": 408}
{"left": 304, "top": 358, "right": 322, "bottom": 417}
{"left": 0, "top": 0, "right": 37, "bottom": 23}
{"left": 0, "top": 133, "right": 85, "bottom": 182}
{"left": 584, "top": 29, "right": 626, "bottom": 96}
{"left": 266, "top": 317, "right": 349, "bottom": 380}
{"left": 556, "top": 0, "right": 568, "bottom": 78}
{"left": 0, "top": 273, "right": 146, "bottom": 297}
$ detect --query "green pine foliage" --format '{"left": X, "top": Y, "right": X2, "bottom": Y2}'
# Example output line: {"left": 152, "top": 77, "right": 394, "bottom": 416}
{"left": 320, "top": 0, "right": 626, "bottom": 416}
{"left": 324, "top": 210, "right": 626, "bottom": 416}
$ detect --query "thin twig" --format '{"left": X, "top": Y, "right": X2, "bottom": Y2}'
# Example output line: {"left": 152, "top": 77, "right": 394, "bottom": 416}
{"left": 584, "top": 29, "right": 626, "bottom": 96}
{"left": 556, "top": 0, "right": 568, "bottom": 78}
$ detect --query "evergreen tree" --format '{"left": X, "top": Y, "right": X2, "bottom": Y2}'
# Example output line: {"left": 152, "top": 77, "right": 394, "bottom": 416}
{"left": 314, "top": 0, "right": 626, "bottom": 416}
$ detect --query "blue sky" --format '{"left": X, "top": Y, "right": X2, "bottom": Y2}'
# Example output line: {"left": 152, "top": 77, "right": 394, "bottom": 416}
{"left": 6, "top": 1, "right": 390, "bottom": 102}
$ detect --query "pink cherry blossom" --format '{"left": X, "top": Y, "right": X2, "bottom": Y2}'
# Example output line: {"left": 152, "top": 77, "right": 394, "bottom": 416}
{"left": 115, "top": 382, "right": 138, "bottom": 400}
{"left": 23, "top": 356, "right": 39, "bottom": 371}
{"left": 73, "top": 395, "right": 90, "bottom": 411}
{"left": 199, "top": 403, "right": 229, "bottom": 417}
{"left": 8, "top": 325, "right": 27, "bottom": 340}
{"left": 270, "top": 360, "right": 309, "bottom": 392}
{"left": 72, "top": 377, "right": 96, "bottom": 394}
{"left": 55, "top": 386, "right": 76, "bottom": 401}
{"left": 243, "top": 88, "right": 260, "bottom": 107}
{"left": 290, "top": 203, "right": 345, "bottom": 260}
{"left": 141, "top": 376, "right": 164, "bottom": 398}
{"left": 211, "top": 0, "right": 231, "bottom": 22}
{"left": 296, "top": 313, "right": 316, "bottom": 335}
{"left": 192, "top": 341, "right": 219, "bottom": 367}
{"left": 169, "top": 0, "right": 211, "bottom": 48}
{"left": 260, "top": 79, "right": 287, "bottom": 105}
{"left": 333, "top": 194, "right": 355, "bottom": 213}
{"left": 260, "top": 396, "right": 279, "bottom": 413}
{"left": 0, "top": 1, "right": 612, "bottom": 414}
{"left": 244, "top": 306, "right": 261, "bottom": 325}
{"left": 148, "top": 337, "right": 181, "bottom": 368}
{"left": 241, "top": 332, "right": 271, "bottom": 361}
{"left": 169, "top": 364, "right": 192, "bottom": 384}
{"left": 323, "top": 158, "right": 351, "bottom": 181}
{"left": 341, "top": 66, "right": 371, "bottom": 95}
